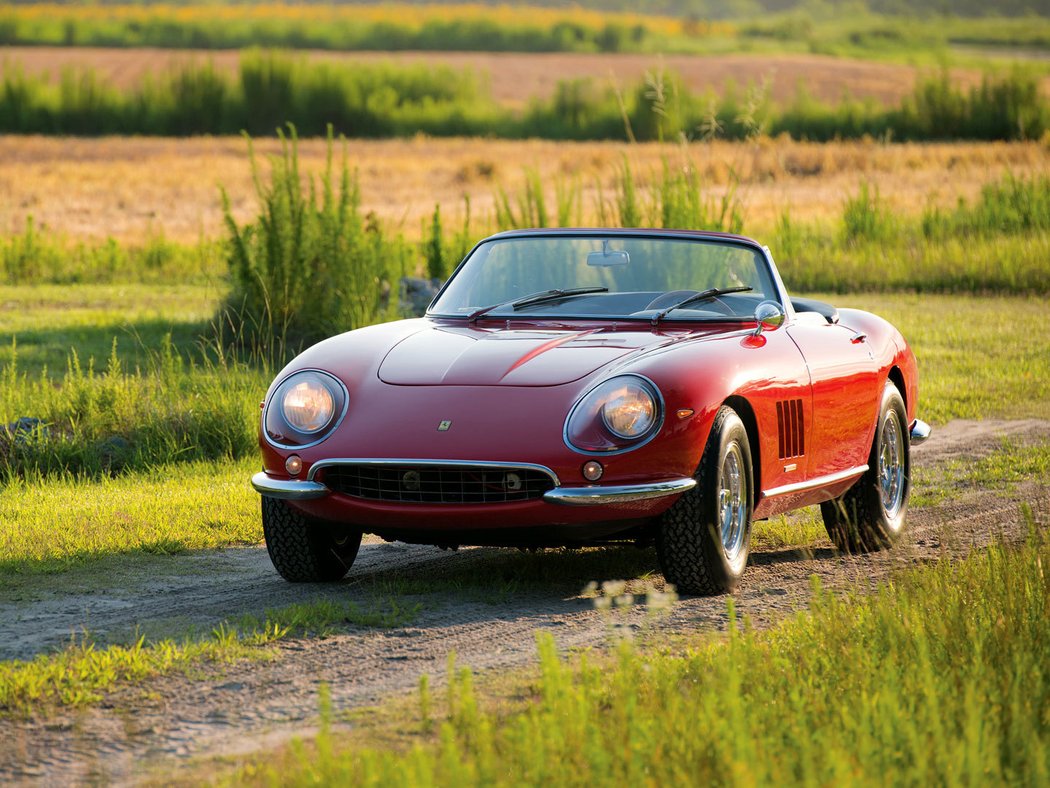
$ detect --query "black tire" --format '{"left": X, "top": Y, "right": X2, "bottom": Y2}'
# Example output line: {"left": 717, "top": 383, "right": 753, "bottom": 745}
{"left": 820, "top": 382, "right": 910, "bottom": 553}
{"left": 262, "top": 496, "right": 362, "bottom": 582}
{"left": 657, "top": 406, "right": 754, "bottom": 595}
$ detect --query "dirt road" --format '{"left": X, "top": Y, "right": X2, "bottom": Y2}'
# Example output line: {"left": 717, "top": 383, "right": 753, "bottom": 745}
{"left": 2, "top": 419, "right": 1048, "bottom": 784}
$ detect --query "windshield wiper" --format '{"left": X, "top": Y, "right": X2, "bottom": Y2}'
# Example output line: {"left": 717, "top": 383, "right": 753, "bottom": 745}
{"left": 650, "top": 286, "right": 753, "bottom": 327}
{"left": 466, "top": 287, "right": 608, "bottom": 323}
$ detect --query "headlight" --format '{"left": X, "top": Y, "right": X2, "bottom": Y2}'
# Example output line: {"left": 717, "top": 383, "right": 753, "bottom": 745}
{"left": 283, "top": 379, "right": 334, "bottom": 433}
{"left": 601, "top": 382, "right": 657, "bottom": 439}
{"left": 565, "top": 375, "right": 662, "bottom": 453}
{"left": 265, "top": 370, "right": 347, "bottom": 448}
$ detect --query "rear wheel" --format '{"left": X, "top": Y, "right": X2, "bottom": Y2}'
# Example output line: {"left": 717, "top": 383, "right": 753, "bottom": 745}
{"left": 820, "top": 382, "right": 910, "bottom": 553}
{"left": 262, "top": 496, "right": 362, "bottom": 582}
{"left": 658, "top": 406, "right": 754, "bottom": 595}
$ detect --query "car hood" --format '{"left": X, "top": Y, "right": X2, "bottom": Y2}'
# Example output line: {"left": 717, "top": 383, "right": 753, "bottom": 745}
{"left": 378, "top": 323, "right": 682, "bottom": 386}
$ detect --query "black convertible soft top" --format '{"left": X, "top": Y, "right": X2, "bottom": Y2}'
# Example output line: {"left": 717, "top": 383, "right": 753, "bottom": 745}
{"left": 791, "top": 297, "right": 839, "bottom": 324}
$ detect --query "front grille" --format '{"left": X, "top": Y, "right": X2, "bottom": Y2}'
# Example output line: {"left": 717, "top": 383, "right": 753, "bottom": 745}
{"left": 320, "top": 463, "right": 555, "bottom": 504}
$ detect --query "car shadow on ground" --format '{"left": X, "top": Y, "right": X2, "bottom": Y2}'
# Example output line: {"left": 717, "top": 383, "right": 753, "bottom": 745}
{"left": 2, "top": 535, "right": 846, "bottom": 662}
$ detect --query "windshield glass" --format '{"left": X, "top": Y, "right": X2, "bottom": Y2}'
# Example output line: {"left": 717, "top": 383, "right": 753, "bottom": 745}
{"left": 429, "top": 235, "right": 778, "bottom": 321}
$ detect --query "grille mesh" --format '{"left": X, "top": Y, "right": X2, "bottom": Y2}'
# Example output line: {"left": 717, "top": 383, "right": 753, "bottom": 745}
{"left": 320, "top": 464, "right": 555, "bottom": 504}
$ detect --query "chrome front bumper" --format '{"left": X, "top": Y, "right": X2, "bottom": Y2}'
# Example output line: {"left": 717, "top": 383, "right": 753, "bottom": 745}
{"left": 543, "top": 477, "right": 696, "bottom": 506}
{"left": 251, "top": 470, "right": 696, "bottom": 506}
{"left": 910, "top": 419, "right": 932, "bottom": 446}
{"left": 252, "top": 472, "right": 329, "bottom": 500}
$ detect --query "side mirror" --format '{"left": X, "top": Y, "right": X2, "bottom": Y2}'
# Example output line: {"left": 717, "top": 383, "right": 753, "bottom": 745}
{"left": 753, "top": 301, "right": 785, "bottom": 337}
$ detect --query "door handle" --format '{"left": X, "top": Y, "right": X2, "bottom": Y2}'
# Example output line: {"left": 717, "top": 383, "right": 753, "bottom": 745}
{"left": 850, "top": 332, "right": 867, "bottom": 344}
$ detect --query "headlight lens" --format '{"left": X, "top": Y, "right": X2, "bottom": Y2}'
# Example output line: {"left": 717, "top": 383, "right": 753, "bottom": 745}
{"left": 565, "top": 376, "right": 662, "bottom": 453}
{"left": 601, "top": 383, "right": 657, "bottom": 439}
{"left": 265, "top": 370, "right": 347, "bottom": 448}
{"left": 282, "top": 379, "right": 335, "bottom": 433}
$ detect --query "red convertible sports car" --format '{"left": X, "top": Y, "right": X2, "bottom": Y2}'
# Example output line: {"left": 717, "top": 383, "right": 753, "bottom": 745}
{"left": 252, "top": 229, "right": 929, "bottom": 594}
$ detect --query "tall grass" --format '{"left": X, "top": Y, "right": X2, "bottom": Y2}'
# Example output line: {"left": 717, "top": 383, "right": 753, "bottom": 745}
{"left": 775, "top": 174, "right": 1050, "bottom": 293}
{"left": 0, "top": 50, "right": 500, "bottom": 138}
{"left": 923, "top": 173, "right": 1050, "bottom": 238}
{"left": 253, "top": 528, "right": 1050, "bottom": 784}
{"left": 3, "top": 165, "right": 1047, "bottom": 295}
{"left": 0, "top": 336, "right": 261, "bottom": 480}
{"left": 220, "top": 126, "right": 407, "bottom": 357}
{"left": 0, "top": 219, "right": 223, "bottom": 285}
{"left": 1, "top": 53, "right": 1045, "bottom": 142}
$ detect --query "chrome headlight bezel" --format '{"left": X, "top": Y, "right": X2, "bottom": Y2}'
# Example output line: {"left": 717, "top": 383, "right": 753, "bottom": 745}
{"left": 564, "top": 374, "right": 664, "bottom": 455}
{"left": 263, "top": 369, "right": 349, "bottom": 450}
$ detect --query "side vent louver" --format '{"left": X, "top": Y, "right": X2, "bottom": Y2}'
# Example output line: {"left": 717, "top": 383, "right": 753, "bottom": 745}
{"left": 776, "top": 399, "right": 805, "bottom": 460}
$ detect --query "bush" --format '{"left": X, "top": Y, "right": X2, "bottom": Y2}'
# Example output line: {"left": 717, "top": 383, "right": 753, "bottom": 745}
{"left": 220, "top": 127, "right": 406, "bottom": 361}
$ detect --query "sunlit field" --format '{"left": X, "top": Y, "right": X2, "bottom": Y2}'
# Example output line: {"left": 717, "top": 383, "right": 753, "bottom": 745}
{"left": 2, "top": 3, "right": 1048, "bottom": 782}
{"left": 2, "top": 136, "right": 1046, "bottom": 243}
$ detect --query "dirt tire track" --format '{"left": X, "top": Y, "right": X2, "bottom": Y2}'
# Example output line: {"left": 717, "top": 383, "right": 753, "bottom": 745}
{"left": 2, "top": 419, "right": 1048, "bottom": 785}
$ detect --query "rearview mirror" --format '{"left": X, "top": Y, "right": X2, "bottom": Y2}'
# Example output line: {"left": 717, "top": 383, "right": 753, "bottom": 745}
{"left": 587, "top": 249, "right": 630, "bottom": 267}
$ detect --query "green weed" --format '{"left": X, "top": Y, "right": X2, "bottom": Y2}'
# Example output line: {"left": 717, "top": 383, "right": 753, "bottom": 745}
{"left": 220, "top": 126, "right": 405, "bottom": 359}
{"left": 239, "top": 596, "right": 422, "bottom": 638}
{"left": 0, "top": 628, "right": 269, "bottom": 715}
{"left": 0, "top": 336, "right": 261, "bottom": 479}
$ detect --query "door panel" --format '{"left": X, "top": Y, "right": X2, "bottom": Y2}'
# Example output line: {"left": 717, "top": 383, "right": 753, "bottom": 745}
{"left": 734, "top": 329, "right": 812, "bottom": 499}
{"left": 787, "top": 322, "right": 881, "bottom": 478}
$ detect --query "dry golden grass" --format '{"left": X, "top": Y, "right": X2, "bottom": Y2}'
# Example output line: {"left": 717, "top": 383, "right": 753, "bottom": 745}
{"left": 0, "top": 46, "right": 1002, "bottom": 108}
{"left": 1, "top": 135, "right": 1047, "bottom": 243}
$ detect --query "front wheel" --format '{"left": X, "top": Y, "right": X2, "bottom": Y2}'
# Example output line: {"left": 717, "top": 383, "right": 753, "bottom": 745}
{"left": 262, "top": 496, "right": 362, "bottom": 582}
{"left": 658, "top": 406, "right": 754, "bottom": 595}
{"left": 820, "top": 382, "right": 910, "bottom": 553}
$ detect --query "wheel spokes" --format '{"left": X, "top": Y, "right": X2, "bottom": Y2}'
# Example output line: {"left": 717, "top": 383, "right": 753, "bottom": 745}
{"left": 719, "top": 445, "right": 747, "bottom": 561}
{"left": 878, "top": 411, "right": 904, "bottom": 518}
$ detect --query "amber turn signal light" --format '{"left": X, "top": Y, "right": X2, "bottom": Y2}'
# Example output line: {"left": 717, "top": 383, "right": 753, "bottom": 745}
{"left": 582, "top": 460, "right": 604, "bottom": 481}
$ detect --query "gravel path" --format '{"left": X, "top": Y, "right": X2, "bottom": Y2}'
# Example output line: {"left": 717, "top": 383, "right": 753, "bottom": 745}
{"left": 2, "top": 418, "right": 1048, "bottom": 785}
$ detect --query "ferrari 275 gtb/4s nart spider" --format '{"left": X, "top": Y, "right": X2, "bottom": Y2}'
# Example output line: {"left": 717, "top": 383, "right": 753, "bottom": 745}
{"left": 252, "top": 229, "right": 929, "bottom": 594}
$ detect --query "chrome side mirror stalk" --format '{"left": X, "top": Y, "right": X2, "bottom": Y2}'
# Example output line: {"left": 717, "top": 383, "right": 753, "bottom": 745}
{"left": 753, "top": 301, "right": 785, "bottom": 337}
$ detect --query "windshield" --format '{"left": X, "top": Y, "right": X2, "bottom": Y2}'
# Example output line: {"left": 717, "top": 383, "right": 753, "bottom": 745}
{"left": 429, "top": 235, "right": 778, "bottom": 321}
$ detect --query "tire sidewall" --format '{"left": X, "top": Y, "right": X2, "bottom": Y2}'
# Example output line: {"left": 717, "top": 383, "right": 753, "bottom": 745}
{"left": 700, "top": 410, "right": 754, "bottom": 588}
{"left": 872, "top": 384, "right": 910, "bottom": 539}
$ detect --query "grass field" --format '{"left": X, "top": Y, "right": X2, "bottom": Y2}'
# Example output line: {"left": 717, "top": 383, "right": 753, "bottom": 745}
{"left": 0, "top": 47, "right": 1000, "bottom": 108}
{"left": 2, "top": 137, "right": 1045, "bottom": 244}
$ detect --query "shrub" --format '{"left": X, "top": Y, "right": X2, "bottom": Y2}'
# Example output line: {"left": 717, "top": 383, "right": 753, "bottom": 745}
{"left": 220, "top": 126, "right": 406, "bottom": 362}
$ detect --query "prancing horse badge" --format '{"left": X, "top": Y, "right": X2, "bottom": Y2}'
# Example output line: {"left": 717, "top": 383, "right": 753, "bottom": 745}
{"left": 437, "top": 420, "right": 452, "bottom": 431}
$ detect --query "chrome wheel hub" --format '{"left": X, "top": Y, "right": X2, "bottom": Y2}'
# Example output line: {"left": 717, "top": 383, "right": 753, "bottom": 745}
{"left": 878, "top": 410, "right": 905, "bottom": 519}
{"left": 718, "top": 443, "right": 747, "bottom": 564}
